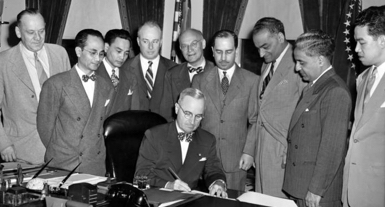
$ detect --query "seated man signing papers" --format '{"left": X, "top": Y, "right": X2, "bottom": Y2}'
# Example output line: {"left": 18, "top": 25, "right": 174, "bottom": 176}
{"left": 135, "top": 88, "right": 227, "bottom": 198}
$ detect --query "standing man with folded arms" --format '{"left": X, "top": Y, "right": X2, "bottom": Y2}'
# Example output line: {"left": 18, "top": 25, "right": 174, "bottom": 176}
{"left": 160, "top": 29, "right": 214, "bottom": 121}
{"left": 37, "top": 29, "right": 114, "bottom": 176}
{"left": 244, "top": 17, "right": 305, "bottom": 198}
{"left": 122, "top": 21, "right": 176, "bottom": 117}
{"left": 192, "top": 30, "right": 258, "bottom": 191}
{"left": 343, "top": 6, "right": 385, "bottom": 207}
{"left": 0, "top": 9, "right": 70, "bottom": 164}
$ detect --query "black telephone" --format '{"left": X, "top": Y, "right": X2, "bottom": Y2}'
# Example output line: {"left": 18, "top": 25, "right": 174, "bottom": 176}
{"left": 107, "top": 182, "right": 149, "bottom": 207}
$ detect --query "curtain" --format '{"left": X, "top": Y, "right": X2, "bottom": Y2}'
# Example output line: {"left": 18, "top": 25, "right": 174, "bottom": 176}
{"left": 117, "top": 0, "right": 165, "bottom": 55}
{"left": 25, "top": 0, "right": 72, "bottom": 45}
{"left": 202, "top": 0, "right": 248, "bottom": 61}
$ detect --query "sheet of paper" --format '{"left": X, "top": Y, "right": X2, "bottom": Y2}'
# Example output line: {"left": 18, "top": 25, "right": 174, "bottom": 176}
{"left": 237, "top": 191, "right": 297, "bottom": 207}
{"left": 44, "top": 173, "right": 107, "bottom": 189}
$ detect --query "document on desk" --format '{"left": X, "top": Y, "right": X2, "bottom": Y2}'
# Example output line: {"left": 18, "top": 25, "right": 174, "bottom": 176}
{"left": 45, "top": 174, "right": 107, "bottom": 189}
{"left": 237, "top": 191, "right": 297, "bottom": 207}
{"left": 1, "top": 162, "right": 41, "bottom": 173}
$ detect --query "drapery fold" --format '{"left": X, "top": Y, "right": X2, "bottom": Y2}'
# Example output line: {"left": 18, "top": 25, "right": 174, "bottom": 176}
{"left": 25, "top": 0, "right": 72, "bottom": 45}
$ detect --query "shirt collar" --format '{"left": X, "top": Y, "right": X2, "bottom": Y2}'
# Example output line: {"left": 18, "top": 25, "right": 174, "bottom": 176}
{"left": 103, "top": 58, "right": 118, "bottom": 72}
{"left": 273, "top": 44, "right": 289, "bottom": 72}
{"left": 312, "top": 66, "right": 332, "bottom": 85}
{"left": 218, "top": 64, "right": 236, "bottom": 80}
{"left": 187, "top": 59, "right": 206, "bottom": 69}
{"left": 19, "top": 42, "right": 46, "bottom": 58}
{"left": 75, "top": 64, "right": 95, "bottom": 78}
{"left": 140, "top": 54, "right": 160, "bottom": 67}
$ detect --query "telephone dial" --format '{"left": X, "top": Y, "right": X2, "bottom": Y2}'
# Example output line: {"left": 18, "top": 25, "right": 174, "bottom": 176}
{"left": 107, "top": 182, "right": 149, "bottom": 207}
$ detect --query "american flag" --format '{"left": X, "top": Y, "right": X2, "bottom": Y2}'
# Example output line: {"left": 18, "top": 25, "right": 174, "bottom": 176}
{"left": 171, "top": 0, "right": 191, "bottom": 63}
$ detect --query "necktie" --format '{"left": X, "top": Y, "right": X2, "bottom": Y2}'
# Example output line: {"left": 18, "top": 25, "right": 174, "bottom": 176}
{"left": 178, "top": 132, "right": 194, "bottom": 142}
{"left": 34, "top": 52, "right": 48, "bottom": 86}
{"left": 82, "top": 74, "right": 96, "bottom": 82}
{"left": 188, "top": 66, "right": 203, "bottom": 74}
{"left": 111, "top": 68, "right": 119, "bottom": 89}
{"left": 364, "top": 66, "right": 377, "bottom": 104}
{"left": 221, "top": 72, "right": 229, "bottom": 95}
{"left": 260, "top": 61, "right": 275, "bottom": 99}
{"left": 145, "top": 61, "right": 154, "bottom": 99}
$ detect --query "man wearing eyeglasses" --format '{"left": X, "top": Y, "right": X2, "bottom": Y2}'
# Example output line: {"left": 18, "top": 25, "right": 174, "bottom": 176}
{"left": 122, "top": 21, "right": 176, "bottom": 118}
{"left": 0, "top": 9, "right": 70, "bottom": 164}
{"left": 192, "top": 30, "right": 258, "bottom": 191}
{"left": 37, "top": 29, "right": 114, "bottom": 176}
{"left": 136, "top": 88, "right": 227, "bottom": 197}
{"left": 160, "top": 29, "right": 214, "bottom": 121}
{"left": 96, "top": 29, "right": 140, "bottom": 117}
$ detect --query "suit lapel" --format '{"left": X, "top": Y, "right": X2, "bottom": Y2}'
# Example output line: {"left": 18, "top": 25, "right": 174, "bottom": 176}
{"left": 97, "top": 63, "right": 114, "bottom": 88}
{"left": 224, "top": 65, "right": 242, "bottom": 106}
{"left": 130, "top": 56, "right": 147, "bottom": 96}
{"left": 178, "top": 133, "right": 201, "bottom": 180}
{"left": 10, "top": 44, "right": 35, "bottom": 93}
{"left": 64, "top": 68, "right": 92, "bottom": 119}
{"left": 166, "top": 123, "right": 183, "bottom": 171}
{"left": 176, "top": 63, "right": 191, "bottom": 89}
{"left": 356, "top": 72, "right": 385, "bottom": 132}
{"left": 204, "top": 67, "right": 222, "bottom": 114}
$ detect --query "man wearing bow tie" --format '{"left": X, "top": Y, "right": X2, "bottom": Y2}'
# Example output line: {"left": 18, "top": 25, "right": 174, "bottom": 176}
{"left": 135, "top": 88, "right": 227, "bottom": 197}
{"left": 96, "top": 29, "right": 140, "bottom": 117}
{"left": 37, "top": 29, "right": 114, "bottom": 176}
{"left": 160, "top": 29, "right": 214, "bottom": 121}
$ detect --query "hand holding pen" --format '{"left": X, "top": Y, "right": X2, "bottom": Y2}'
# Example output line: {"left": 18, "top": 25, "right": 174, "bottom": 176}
{"left": 166, "top": 167, "right": 191, "bottom": 192}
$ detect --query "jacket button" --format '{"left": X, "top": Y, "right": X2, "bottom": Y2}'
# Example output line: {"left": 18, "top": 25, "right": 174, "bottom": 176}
{"left": 79, "top": 152, "right": 83, "bottom": 156}
{"left": 31, "top": 95, "right": 35, "bottom": 98}
{"left": 261, "top": 123, "right": 264, "bottom": 127}
{"left": 100, "top": 117, "right": 103, "bottom": 120}
{"left": 77, "top": 117, "right": 81, "bottom": 121}
{"left": 98, "top": 134, "right": 101, "bottom": 138}
{"left": 301, "top": 124, "right": 304, "bottom": 128}
{"left": 220, "top": 120, "right": 224, "bottom": 123}
{"left": 293, "top": 162, "right": 296, "bottom": 166}
{"left": 288, "top": 139, "right": 291, "bottom": 144}
{"left": 295, "top": 145, "right": 298, "bottom": 149}
{"left": 353, "top": 139, "right": 358, "bottom": 143}
{"left": 80, "top": 135, "right": 83, "bottom": 139}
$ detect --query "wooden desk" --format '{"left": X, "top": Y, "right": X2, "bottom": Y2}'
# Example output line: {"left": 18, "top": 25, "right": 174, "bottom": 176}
{"left": 176, "top": 196, "right": 268, "bottom": 207}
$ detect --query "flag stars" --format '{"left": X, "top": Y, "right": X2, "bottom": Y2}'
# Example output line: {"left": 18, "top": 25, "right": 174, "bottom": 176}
{"left": 347, "top": 12, "right": 352, "bottom": 18}
{"left": 343, "top": 29, "right": 349, "bottom": 35}
{"left": 344, "top": 20, "right": 351, "bottom": 27}
{"left": 348, "top": 54, "right": 353, "bottom": 61}
{"left": 345, "top": 47, "right": 351, "bottom": 52}
{"left": 344, "top": 38, "right": 350, "bottom": 44}
{"left": 350, "top": 4, "right": 354, "bottom": 9}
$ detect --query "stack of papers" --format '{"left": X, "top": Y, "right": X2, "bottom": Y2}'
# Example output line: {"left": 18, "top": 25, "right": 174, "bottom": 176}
{"left": 45, "top": 174, "right": 107, "bottom": 189}
{"left": 237, "top": 191, "right": 297, "bottom": 207}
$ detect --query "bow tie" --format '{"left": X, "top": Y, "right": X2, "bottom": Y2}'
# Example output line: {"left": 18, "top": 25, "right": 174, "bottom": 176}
{"left": 188, "top": 66, "right": 203, "bottom": 74}
{"left": 82, "top": 74, "right": 96, "bottom": 82}
{"left": 178, "top": 132, "right": 194, "bottom": 142}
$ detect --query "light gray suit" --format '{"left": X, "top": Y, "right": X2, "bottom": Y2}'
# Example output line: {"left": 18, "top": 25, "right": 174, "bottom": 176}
{"left": 37, "top": 67, "right": 114, "bottom": 176}
{"left": 342, "top": 66, "right": 385, "bottom": 207}
{"left": 192, "top": 65, "right": 258, "bottom": 191}
{"left": 0, "top": 43, "right": 70, "bottom": 164}
{"left": 244, "top": 45, "right": 305, "bottom": 198}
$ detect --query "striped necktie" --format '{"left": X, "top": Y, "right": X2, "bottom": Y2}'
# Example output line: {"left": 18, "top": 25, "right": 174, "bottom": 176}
{"left": 260, "top": 61, "right": 275, "bottom": 99}
{"left": 111, "top": 68, "right": 119, "bottom": 90}
{"left": 364, "top": 66, "right": 377, "bottom": 105}
{"left": 34, "top": 52, "right": 48, "bottom": 86}
{"left": 145, "top": 61, "right": 154, "bottom": 99}
{"left": 221, "top": 71, "right": 229, "bottom": 95}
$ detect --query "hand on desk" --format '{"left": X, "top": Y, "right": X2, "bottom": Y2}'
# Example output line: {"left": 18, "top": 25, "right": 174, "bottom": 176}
{"left": 209, "top": 180, "right": 228, "bottom": 198}
{"left": 1, "top": 146, "right": 17, "bottom": 162}
{"left": 165, "top": 179, "right": 191, "bottom": 192}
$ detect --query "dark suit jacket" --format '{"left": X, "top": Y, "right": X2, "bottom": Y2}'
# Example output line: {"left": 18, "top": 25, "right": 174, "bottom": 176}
{"left": 135, "top": 122, "right": 226, "bottom": 189}
{"left": 192, "top": 65, "right": 258, "bottom": 173}
{"left": 96, "top": 62, "right": 140, "bottom": 117}
{"left": 122, "top": 55, "right": 177, "bottom": 116}
{"left": 37, "top": 67, "right": 114, "bottom": 176}
{"left": 160, "top": 60, "right": 215, "bottom": 121}
{"left": 283, "top": 69, "right": 352, "bottom": 202}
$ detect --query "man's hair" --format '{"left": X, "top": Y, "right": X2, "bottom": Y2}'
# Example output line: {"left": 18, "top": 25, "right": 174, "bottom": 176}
{"left": 355, "top": 6, "right": 385, "bottom": 38}
{"left": 16, "top": 8, "right": 44, "bottom": 27}
{"left": 137, "top": 21, "right": 162, "bottom": 39}
{"left": 212, "top": 29, "right": 238, "bottom": 49}
{"left": 178, "top": 88, "right": 205, "bottom": 103}
{"left": 252, "top": 17, "right": 285, "bottom": 36}
{"left": 295, "top": 30, "right": 335, "bottom": 61}
{"left": 105, "top": 29, "right": 132, "bottom": 46}
{"left": 75, "top": 29, "right": 104, "bottom": 49}
{"left": 179, "top": 28, "right": 204, "bottom": 43}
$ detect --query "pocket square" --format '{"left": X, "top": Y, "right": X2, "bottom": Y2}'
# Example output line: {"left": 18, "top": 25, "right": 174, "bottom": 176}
{"left": 199, "top": 157, "right": 207, "bottom": 162}
{"left": 278, "top": 80, "right": 288, "bottom": 86}
{"left": 104, "top": 99, "right": 110, "bottom": 107}
{"left": 127, "top": 89, "right": 133, "bottom": 95}
{"left": 305, "top": 108, "right": 309, "bottom": 112}
{"left": 381, "top": 101, "right": 385, "bottom": 108}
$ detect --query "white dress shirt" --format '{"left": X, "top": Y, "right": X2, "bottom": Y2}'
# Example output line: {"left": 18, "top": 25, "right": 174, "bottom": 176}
{"left": 75, "top": 65, "right": 95, "bottom": 107}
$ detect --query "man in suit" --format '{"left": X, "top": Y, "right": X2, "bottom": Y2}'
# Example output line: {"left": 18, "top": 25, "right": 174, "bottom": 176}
{"left": 192, "top": 30, "right": 258, "bottom": 191}
{"left": 0, "top": 9, "right": 70, "bottom": 164}
{"left": 160, "top": 29, "right": 214, "bottom": 121}
{"left": 243, "top": 17, "right": 305, "bottom": 197}
{"left": 96, "top": 29, "right": 139, "bottom": 117}
{"left": 37, "top": 29, "right": 114, "bottom": 176}
{"left": 135, "top": 88, "right": 227, "bottom": 197}
{"left": 122, "top": 21, "right": 176, "bottom": 117}
{"left": 283, "top": 31, "right": 352, "bottom": 207}
{"left": 343, "top": 6, "right": 385, "bottom": 207}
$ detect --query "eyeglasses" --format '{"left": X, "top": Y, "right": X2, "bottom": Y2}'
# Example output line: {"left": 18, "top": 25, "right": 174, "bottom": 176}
{"left": 180, "top": 39, "right": 202, "bottom": 51}
{"left": 177, "top": 103, "right": 204, "bottom": 121}
{"left": 83, "top": 48, "right": 105, "bottom": 59}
